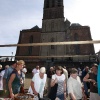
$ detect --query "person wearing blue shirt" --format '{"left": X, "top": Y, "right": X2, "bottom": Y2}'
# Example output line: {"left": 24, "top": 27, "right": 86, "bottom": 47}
{"left": 3, "top": 61, "right": 17, "bottom": 97}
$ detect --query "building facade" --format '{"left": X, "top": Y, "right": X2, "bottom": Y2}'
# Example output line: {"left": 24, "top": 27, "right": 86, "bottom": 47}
{"left": 15, "top": 0, "right": 95, "bottom": 68}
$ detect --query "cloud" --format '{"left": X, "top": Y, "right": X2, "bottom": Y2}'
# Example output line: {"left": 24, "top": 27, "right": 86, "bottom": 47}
{"left": 0, "top": 0, "right": 44, "bottom": 56}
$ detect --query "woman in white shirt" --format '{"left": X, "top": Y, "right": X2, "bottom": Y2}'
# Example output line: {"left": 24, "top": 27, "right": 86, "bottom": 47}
{"left": 31, "top": 67, "right": 47, "bottom": 98}
{"left": 67, "top": 68, "right": 86, "bottom": 100}
{"left": 50, "top": 66, "right": 66, "bottom": 100}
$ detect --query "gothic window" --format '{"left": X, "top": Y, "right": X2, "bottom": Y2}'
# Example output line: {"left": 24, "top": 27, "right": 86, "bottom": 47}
{"left": 29, "top": 35, "right": 33, "bottom": 43}
{"left": 55, "top": 11, "right": 57, "bottom": 18}
{"left": 74, "top": 33, "right": 80, "bottom": 54}
{"left": 49, "top": 11, "right": 52, "bottom": 18}
{"left": 57, "top": 0, "right": 61, "bottom": 7}
{"left": 46, "top": 0, "right": 49, "bottom": 8}
{"left": 74, "top": 33, "right": 78, "bottom": 41}
{"left": 51, "top": 38, "right": 55, "bottom": 49}
{"left": 28, "top": 35, "right": 33, "bottom": 55}
{"left": 52, "top": 0, "right": 55, "bottom": 7}
{"left": 44, "top": 24, "right": 46, "bottom": 31}
{"left": 51, "top": 22, "right": 54, "bottom": 31}
{"left": 55, "top": 23, "right": 58, "bottom": 31}
{"left": 75, "top": 44, "right": 80, "bottom": 54}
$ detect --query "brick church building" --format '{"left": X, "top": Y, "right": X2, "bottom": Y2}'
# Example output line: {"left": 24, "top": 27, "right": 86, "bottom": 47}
{"left": 15, "top": 0, "right": 95, "bottom": 68}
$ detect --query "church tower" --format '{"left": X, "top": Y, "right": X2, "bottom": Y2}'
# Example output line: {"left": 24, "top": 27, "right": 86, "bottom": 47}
{"left": 42, "top": 0, "right": 65, "bottom": 32}
{"left": 41, "top": 0, "right": 70, "bottom": 61}
{"left": 15, "top": 0, "right": 95, "bottom": 68}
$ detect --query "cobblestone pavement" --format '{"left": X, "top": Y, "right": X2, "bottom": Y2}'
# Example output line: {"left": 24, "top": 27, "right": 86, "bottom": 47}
{"left": 24, "top": 73, "right": 32, "bottom": 89}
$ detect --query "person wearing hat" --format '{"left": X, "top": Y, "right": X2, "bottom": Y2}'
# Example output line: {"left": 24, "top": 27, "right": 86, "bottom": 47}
{"left": 83, "top": 63, "right": 100, "bottom": 100}
{"left": 31, "top": 67, "right": 47, "bottom": 98}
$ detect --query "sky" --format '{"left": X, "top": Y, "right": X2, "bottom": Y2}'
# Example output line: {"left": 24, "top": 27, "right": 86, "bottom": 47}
{"left": 0, "top": 0, "right": 100, "bottom": 58}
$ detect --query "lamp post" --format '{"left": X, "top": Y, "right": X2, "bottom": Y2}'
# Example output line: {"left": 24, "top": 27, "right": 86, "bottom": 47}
{"left": 11, "top": 52, "right": 13, "bottom": 61}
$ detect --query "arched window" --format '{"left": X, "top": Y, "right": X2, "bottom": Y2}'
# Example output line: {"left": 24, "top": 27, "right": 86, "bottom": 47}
{"left": 52, "top": 0, "right": 55, "bottom": 7}
{"left": 74, "top": 33, "right": 78, "bottom": 41}
{"left": 51, "top": 22, "right": 54, "bottom": 31}
{"left": 74, "top": 33, "right": 80, "bottom": 54}
{"left": 51, "top": 38, "right": 55, "bottom": 49}
{"left": 29, "top": 35, "right": 33, "bottom": 43}
{"left": 57, "top": 0, "right": 61, "bottom": 7}
{"left": 46, "top": 0, "right": 49, "bottom": 8}
{"left": 29, "top": 35, "right": 33, "bottom": 55}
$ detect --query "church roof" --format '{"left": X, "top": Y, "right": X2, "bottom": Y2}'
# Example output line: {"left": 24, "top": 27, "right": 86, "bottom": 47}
{"left": 31, "top": 25, "right": 40, "bottom": 30}
{"left": 21, "top": 25, "right": 41, "bottom": 32}
{"left": 71, "top": 23, "right": 81, "bottom": 27}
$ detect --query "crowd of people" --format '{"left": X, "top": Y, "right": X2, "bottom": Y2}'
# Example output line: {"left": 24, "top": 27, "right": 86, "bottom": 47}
{"left": 0, "top": 61, "right": 100, "bottom": 100}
